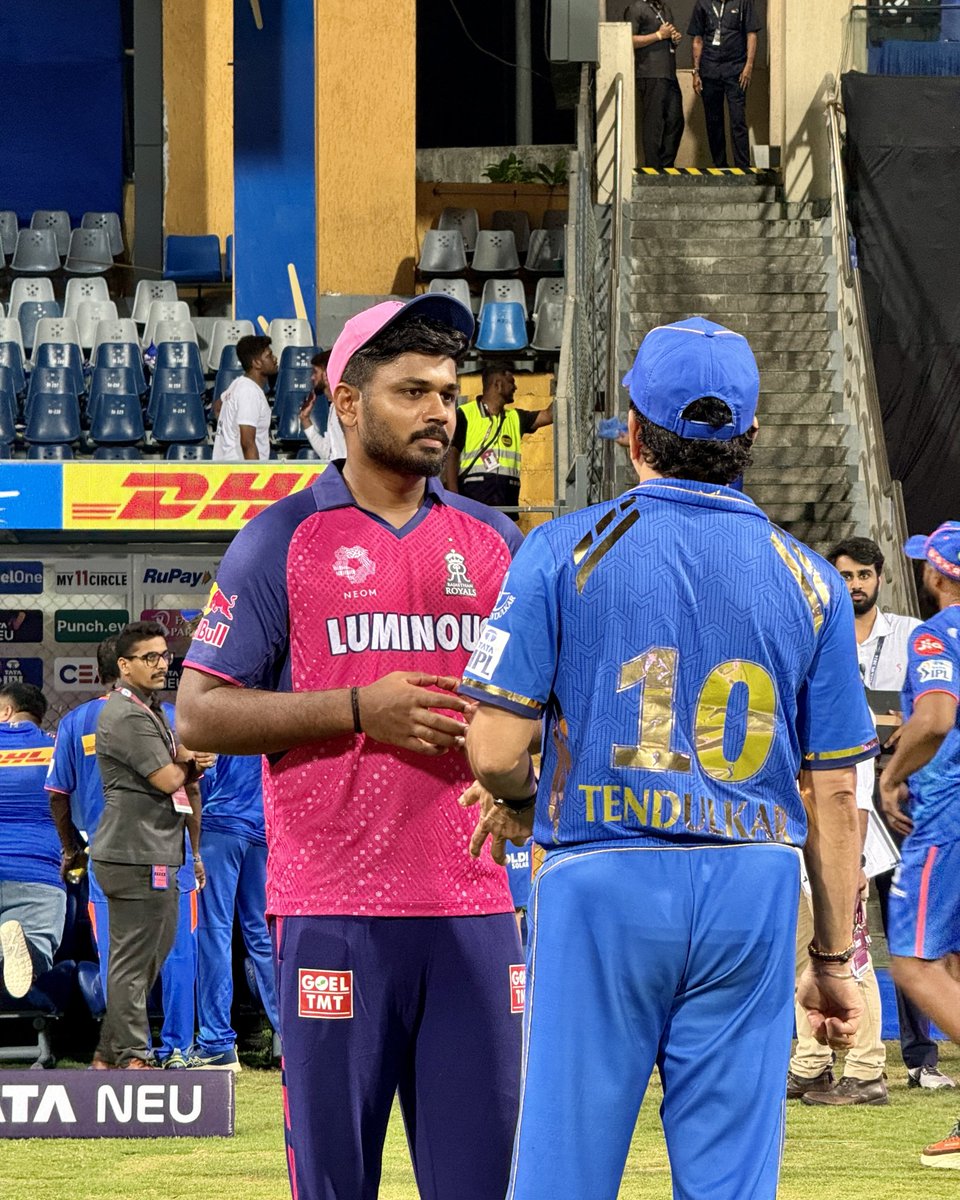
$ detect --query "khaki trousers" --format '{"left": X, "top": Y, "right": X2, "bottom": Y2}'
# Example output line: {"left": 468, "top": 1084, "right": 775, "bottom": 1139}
{"left": 790, "top": 889, "right": 886, "bottom": 1081}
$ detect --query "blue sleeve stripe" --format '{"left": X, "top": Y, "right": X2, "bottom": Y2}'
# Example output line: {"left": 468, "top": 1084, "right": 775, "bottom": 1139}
{"left": 460, "top": 679, "right": 543, "bottom": 717}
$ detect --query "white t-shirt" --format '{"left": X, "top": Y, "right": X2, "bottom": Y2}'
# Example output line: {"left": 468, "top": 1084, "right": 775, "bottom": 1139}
{"left": 213, "top": 376, "right": 271, "bottom": 461}
{"left": 303, "top": 404, "right": 347, "bottom": 462}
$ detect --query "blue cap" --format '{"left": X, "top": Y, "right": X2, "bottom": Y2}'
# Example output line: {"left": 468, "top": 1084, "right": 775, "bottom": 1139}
{"left": 621, "top": 317, "right": 760, "bottom": 441}
{"left": 904, "top": 522, "right": 960, "bottom": 582}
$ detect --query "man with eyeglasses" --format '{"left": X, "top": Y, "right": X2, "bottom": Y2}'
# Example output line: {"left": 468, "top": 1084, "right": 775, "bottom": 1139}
{"left": 91, "top": 621, "right": 208, "bottom": 1070}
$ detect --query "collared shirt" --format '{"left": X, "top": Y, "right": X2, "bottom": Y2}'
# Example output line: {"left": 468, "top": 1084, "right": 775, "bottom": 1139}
{"left": 625, "top": 0, "right": 678, "bottom": 80}
{"left": 93, "top": 684, "right": 185, "bottom": 868}
{"left": 687, "top": 0, "right": 762, "bottom": 78}
{"left": 461, "top": 478, "right": 877, "bottom": 851}
{"left": 183, "top": 464, "right": 522, "bottom": 918}
{"left": 854, "top": 608, "right": 920, "bottom": 808}
{"left": 0, "top": 721, "right": 60, "bottom": 889}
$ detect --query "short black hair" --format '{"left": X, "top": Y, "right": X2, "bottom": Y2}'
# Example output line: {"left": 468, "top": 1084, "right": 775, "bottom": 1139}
{"left": 311, "top": 350, "right": 330, "bottom": 369}
{"left": 236, "top": 334, "right": 273, "bottom": 372}
{"left": 340, "top": 316, "right": 468, "bottom": 391}
{"left": 631, "top": 397, "right": 754, "bottom": 485}
{"left": 0, "top": 682, "right": 47, "bottom": 723}
{"left": 481, "top": 363, "right": 512, "bottom": 388}
{"left": 827, "top": 536, "right": 884, "bottom": 574}
{"left": 97, "top": 635, "right": 120, "bottom": 686}
{"left": 116, "top": 620, "right": 168, "bottom": 661}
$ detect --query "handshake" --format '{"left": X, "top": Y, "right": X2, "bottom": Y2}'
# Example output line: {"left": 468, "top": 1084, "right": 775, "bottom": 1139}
{"left": 657, "top": 23, "right": 682, "bottom": 43}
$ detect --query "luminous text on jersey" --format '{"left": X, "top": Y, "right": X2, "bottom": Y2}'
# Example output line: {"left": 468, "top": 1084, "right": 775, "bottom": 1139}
{"left": 326, "top": 612, "right": 483, "bottom": 656}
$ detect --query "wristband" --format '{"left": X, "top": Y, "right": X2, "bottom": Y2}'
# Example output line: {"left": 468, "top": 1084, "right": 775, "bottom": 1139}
{"left": 350, "top": 686, "right": 363, "bottom": 734}
{"left": 808, "top": 941, "right": 855, "bottom": 964}
{"left": 493, "top": 793, "right": 536, "bottom": 814}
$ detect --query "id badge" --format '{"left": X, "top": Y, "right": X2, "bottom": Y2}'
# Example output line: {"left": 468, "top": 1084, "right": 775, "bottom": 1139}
{"left": 171, "top": 786, "right": 192, "bottom": 814}
{"left": 480, "top": 449, "right": 499, "bottom": 472}
{"left": 151, "top": 865, "right": 169, "bottom": 891}
{"left": 851, "top": 900, "right": 871, "bottom": 980}
{"left": 712, "top": 26, "right": 722, "bottom": 46}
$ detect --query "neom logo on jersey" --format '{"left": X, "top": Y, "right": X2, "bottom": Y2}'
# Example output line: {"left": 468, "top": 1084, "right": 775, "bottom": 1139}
{"left": 326, "top": 612, "right": 483, "bottom": 656}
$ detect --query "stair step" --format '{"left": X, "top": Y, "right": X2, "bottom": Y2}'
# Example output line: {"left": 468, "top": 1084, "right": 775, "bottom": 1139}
{"left": 626, "top": 202, "right": 820, "bottom": 222}
{"left": 623, "top": 293, "right": 830, "bottom": 313}
{"left": 756, "top": 391, "right": 838, "bottom": 413}
{"left": 754, "top": 351, "right": 836, "bottom": 371}
{"left": 625, "top": 255, "right": 827, "bottom": 275}
{"left": 624, "top": 312, "right": 836, "bottom": 334}
{"left": 632, "top": 170, "right": 779, "bottom": 187}
{"left": 776, "top": 521, "right": 857, "bottom": 546}
{"left": 627, "top": 273, "right": 828, "bottom": 294}
{"left": 752, "top": 444, "right": 847, "bottom": 466}
{"left": 630, "top": 237, "right": 830, "bottom": 257}
{"left": 760, "top": 502, "right": 856, "bottom": 523}
{"left": 745, "top": 465, "right": 851, "bottom": 486}
{"left": 759, "top": 372, "right": 837, "bottom": 391}
{"left": 632, "top": 184, "right": 781, "bottom": 203}
{"left": 630, "top": 219, "right": 827, "bottom": 240}
{"left": 748, "top": 483, "right": 853, "bottom": 503}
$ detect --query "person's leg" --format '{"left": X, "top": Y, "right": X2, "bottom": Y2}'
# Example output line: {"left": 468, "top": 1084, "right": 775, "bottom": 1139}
{"left": 86, "top": 865, "right": 111, "bottom": 1003}
{"left": 160, "top": 885, "right": 198, "bottom": 1059}
{"left": 659, "top": 847, "right": 799, "bottom": 1200}
{"left": 0, "top": 881, "right": 66, "bottom": 995}
{"left": 788, "top": 892, "right": 834, "bottom": 1080}
{"left": 275, "top": 915, "right": 413, "bottom": 1200}
{"left": 195, "top": 829, "right": 244, "bottom": 1055}
{"left": 235, "top": 838, "right": 279, "bottom": 1032}
{"left": 639, "top": 78, "right": 668, "bottom": 170}
{"left": 398, "top": 913, "right": 522, "bottom": 1200}
{"left": 508, "top": 846, "right": 681, "bottom": 1200}
{"left": 724, "top": 75, "right": 751, "bottom": 168}
{"left": 876, "top": 864, "right": 938, "bottom": 1069}
{"left": 662, "top": 78, "right": 685, "bottom": 168}
{"left": 838, "top": 955, "right": 886, "bottom": 1082}
{"left": 699, "top": 76, "right": 729, "bottom": 167}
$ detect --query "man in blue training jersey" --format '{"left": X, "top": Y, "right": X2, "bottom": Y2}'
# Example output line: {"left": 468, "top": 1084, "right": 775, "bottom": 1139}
{"left": 461, "top": 316, "right": 878, "bottom": 1200}
{"left": 190, "top": 752, "right": 279, "bottom": 1070}
{"left": 0, "top": 683, "right": 64, "bottom": 1000}
{"left": 46, "top": 635, "right": 205, "bottom": 1065}
{"left": 880, "top": 522, "right": 960, "bottom": 1167}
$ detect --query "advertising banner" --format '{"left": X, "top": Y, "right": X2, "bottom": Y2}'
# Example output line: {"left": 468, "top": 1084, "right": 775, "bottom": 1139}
{"left": 0, "top": 562, "right": 44, "bottom": 595}
{"left": 54, "top": 611, "right": 129, "bottom": 643}
{"left": 53, "top": 658, "right": 103, "bottom": 692}
{"left": 140, "top": 562, "right": 219, "bottom": 593}
{"left": 51, "top": 561, "right": 131, "bottom": 594}
{"left": 0, "top": 658, "right": 44, "bottom": 688}
{"left": 0, "top": 611, "right": 44, "bottom": 644}
{"left": 0, "top": 465, "right": 63, "bottom": 530}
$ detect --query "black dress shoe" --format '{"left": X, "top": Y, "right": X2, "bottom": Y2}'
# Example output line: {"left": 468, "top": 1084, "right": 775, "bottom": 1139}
{"left": 786, "top": 1066, "right": 835, "bottom": 1099}
{"left": 802, "top": 1075, "right": 888, "bottom": 1106}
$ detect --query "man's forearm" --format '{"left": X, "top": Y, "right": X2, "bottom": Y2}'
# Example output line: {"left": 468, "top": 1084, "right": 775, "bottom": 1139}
{"left": 691, "top": 36, "right": 703, "bottom": 70}
{"left": 48, "top": 791, "right": 82, "bottom": 853}
{"left": 745, "top": 30, "right": 757, "bottom": 68}
{"left": 466, "top": 707, "right": 539, "bottom": 800}
{"left": 801, "top": 767, "right": 860, "bottom": 953}
{"left": 186, "top": 782, "right": 202, "bottom": 857}
{"left": 633, "top": 32, "right": 665, "bottom": 48}
{"left": 882, "top": 716, "right": 945, "bottom": 786}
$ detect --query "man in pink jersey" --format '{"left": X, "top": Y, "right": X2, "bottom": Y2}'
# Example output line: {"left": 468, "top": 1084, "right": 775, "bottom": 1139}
{"left": 176, "top": 294, "right": 523, "bottom": 1200}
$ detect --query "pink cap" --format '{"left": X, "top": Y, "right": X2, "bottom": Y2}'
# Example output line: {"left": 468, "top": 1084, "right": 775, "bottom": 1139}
{"left": 325, "top": 294, "right": 475, "bottom": 393}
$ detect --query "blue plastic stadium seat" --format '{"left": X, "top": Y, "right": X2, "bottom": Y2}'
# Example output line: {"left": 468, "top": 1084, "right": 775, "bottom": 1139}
{"left": 91, "top": 391, "right": 145, "bottom": 444}
{"left": 27, "top": 443, "right": 74, "bottom": 459}
{"left": 297, "top": 446, "right": 320, "bottom": 459}
{"left": 18, "top": 301, "right": 61, "bottom": 353}
{"left": 87, "top": 367, "right": 140, "bottom": 425}
{"left": 216, "top": 344, "right": 242, "bottom": 373}
{"left": 474, "top": 302, "right": 529, "bottom": 353}
{"left": 279, "top": 345, "right": 318, "bottom": 371}
{"left": 0, "top": 367, "right": 17, "bottom": 444}
{"left": 26, "top": 367, "right": 81, "bottom": 421}
{"left": 274, "top": 370, "right": 314, "bottom": 442}
{"left": 0, "top": 442, "right": 11, "bottom": 459}
{"left": 93, "top": 445, "right": 141, "bottom": 460}
{"left": 95, "top": 342, "right": 147, "bottom": 397}
{"left": 25, "top": 391, "right": 81, "bottom": 444}
{"left": 165, "top": 443, "right": 212, "bottom": 460}
{"left": 155, "top": 340, "right": 205, "bottom": 393}
{"left": 152, "top": 393, "right": 208, "bottom": 443}
{"left": 0, "top": 343, "right": 26, "bottom": 398}
{"left": 32, "top": 343, "right": 85, "bottom": 399}
{"left": 212, "top": 363, "right": 243, "bottom": 404}
{"left": 147, "top": 365, "right": 199, "bottom": 425}
{"left": 163, "top": 234, "right": 223, "bottom": 284}
{"left": 224, "top": 234, "right": 234, "bottom": 281}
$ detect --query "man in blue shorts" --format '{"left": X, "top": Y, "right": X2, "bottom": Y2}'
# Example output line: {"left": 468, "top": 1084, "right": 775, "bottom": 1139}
{"left": 880, "top": 521, "right": 960, "bottom": 1167}
{"left": 461, "top": 316, "right": 877, "bottom": 1200}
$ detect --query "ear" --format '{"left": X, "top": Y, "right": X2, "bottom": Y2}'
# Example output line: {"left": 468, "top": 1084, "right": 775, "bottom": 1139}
{"left": 334, "top": 383, "right": 360, "bottom": 429}
{"left": 626, "top": 408, "right": 644, "bottom": 477}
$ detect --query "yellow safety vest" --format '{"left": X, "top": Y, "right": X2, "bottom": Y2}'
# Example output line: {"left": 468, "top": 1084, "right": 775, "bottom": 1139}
{"left": 458, "top": 400, "right": 523, "bottom": 484}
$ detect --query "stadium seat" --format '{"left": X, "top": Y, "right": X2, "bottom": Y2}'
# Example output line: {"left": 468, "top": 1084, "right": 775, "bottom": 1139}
{"left": 27, "top": 443, "right": 74, "bottom": 459}
{"left": 481, "top": 278, "right": 528, "bottom": 319}
{"left": 492, "top": 210, "right": 532, "bottom": 254}
{"left": 0, "top": 443, "right": 10, "bottom": 459}
{"left": 26, "top": 366, "right": 81, "bottom": 419}
{"left": 80, "top": 212, "right": 123, "bottom": 257}
{"left": 297, "top": 446, "right": 320, "bottom": 459}
{"left": 31, "top": 345, "right": 84, "bottom": 401}
{"left": 30, "top": 210, "right": 71, "bottom": 255}
{"left": 154, "top": 319, "right": 199, "bottom": 346}
{"left": 131, "top": 279, "right": 178, "bottom": 325}
{"left": 90, "top": 390, "right": 145, "bottom": 444}
{"left": 524, "top": 229, "right": 565, "bottom": 274}
{"left": 418, "top": 230, "right": 468, "bottom": 277}
{"left": 142, "top": 300, "right": 192, "bottom": 349}
{"left": 63, "top": 277, "right": 110, "bottom": 321}
{"left": 472, "top": 230, "right": 521, "bottom": 275}
{"left": 91, "top": 316, "right": 140, "bottom": 358}
{"left": 0, "top": 339, "right": 26, "bottom": 399}
{"left": 274, "top": 373, "right": 313, "bottom": 442}
{"left": 93, "top": 445, "right": 140, "bottom": 460}
{"left": 0, "top": 212, "right": 18, "bottom": 257}
{"left": 0, "top": 367, "right": 18, "bottom": 444}
{"left": 11, "top": 229, "right": 60, "bottom": 274}
{"left": 163, "top": 234, "right": 223, "bottom": 284}
{"left": 87, "top": 366, "right": 140, "bottom": 425}
{"left": 25, "top": 388, "right": 81, "bottom": 444}
{"left": 212, "top": 362, "right": 243, "bottom": 404}
{"left": 9, "top": 277, "right": 55, "bottom": 323}
{"left": 152, "top": 392, "right": 207, "bottom": 443}
{"left": 166, "top": 443, "right": 212, "bottom": 460}
{"left": 155, "top": 340, "right": 205, "bottom": 393}
{"left": 428, "top": 278, "right": 473, "bottom": 310}
{"left": 17, "top": 301, "right": 61, "bottom": 352}
{"left": 530, "top": 300, "right": 564, "bottom": 354}
{"left": 533, "top": 277, "right": 566, "bottom": 312}
{"left": 206, "top": 318, "right": 254, "bottom": 373}
{"left": 438, "top": 207, "right": 479, "bottom": 255}
{"left": 64, "top": 228, "right": 113, "bottom": 274}
{"left": 75, "top": 301, "right": 119, "bottom": 353}
{"left": 474, "top": 302, "right": 529, "bottom": 353}
{"left": 541, "top": 208, "right": 568, "bottom": 230}
{"left": 224, "top": 234, "right": 234, "bottom": 281}
{"left": 93, "top": 338, "right": 147, "bottom": 398}
{"left": 147, "top": 365, "right": 200, "bottom": 425}
{"left": 269, "top": 318, "right": 314, "bottom": 366}
{"left": 278, "top": 345, "right": 318, "bottom": 372}
{"left": 32, "top": 317, "right": 82, "bottom": 362}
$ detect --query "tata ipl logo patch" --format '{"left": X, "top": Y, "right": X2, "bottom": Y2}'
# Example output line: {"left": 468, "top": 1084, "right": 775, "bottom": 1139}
{"left": 333, "top": 546, "right": 376, "bottom": 586}
{"left": 443, "top": 549, "right": 476, "bottom": 598}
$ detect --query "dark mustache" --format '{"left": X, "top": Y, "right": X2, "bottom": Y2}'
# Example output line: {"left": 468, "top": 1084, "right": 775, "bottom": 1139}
{"left": 411, "top": 428, "right": 450, "bottom": 447}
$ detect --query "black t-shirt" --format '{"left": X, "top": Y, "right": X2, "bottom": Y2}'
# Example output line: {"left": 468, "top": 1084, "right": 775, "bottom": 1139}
{"left": 452, "top": 404, "right": 539, "bottom": 511}
{"left": 688, "top": 0, "right": 762, "bottom": 78}
{"left": 625, "top": 1, "right": 678, "bottom": 80}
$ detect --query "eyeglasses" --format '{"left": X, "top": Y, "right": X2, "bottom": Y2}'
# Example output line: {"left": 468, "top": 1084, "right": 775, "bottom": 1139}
{"left": 124, "top": 651, "right": 173, "bottom": 667}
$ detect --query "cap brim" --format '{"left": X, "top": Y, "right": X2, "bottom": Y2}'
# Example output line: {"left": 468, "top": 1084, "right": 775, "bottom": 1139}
{"left": 381, "top": 293, "right": 475, "bottom": 343}
{"left": 903, "top": 535, "right": 930, "bottom": 559}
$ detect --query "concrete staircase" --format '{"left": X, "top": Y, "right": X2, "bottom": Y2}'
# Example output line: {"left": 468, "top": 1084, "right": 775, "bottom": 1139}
{"left": 621, "top": 172, "right": 864, "bottom": 553}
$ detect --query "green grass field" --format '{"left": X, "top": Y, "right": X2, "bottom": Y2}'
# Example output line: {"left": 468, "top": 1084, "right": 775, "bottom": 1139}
{"left": 3, "top": 1044, "right": 959, "bottom": 1200}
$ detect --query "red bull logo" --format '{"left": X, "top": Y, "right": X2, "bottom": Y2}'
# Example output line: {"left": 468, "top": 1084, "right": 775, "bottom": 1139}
{"left": 204, "top": 583, "right": 237, "bottom": 622}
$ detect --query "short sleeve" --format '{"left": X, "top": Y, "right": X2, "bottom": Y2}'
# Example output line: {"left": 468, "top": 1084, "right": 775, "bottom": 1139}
{"left": 687, "top": 1, "right": 706, "bottom": 36}
{"left": 743, "top": 0, "right": 763, "bottom": 33}
{"left": 99, "top": 706, "right": 173, "bottom": 777}
{"left": 797, "top": 583, "right": 879, "bottom": 770}
{"left": 452, "top": 408, "right": 468, "bottom": 453}
{"left": 45, "top": 714, "right": 78, "bottom": 795}
{"left": 905, "top": 624, "right": 960, "bottom": 704}
{"left": 518, "top": 409, "right": 539, "bottom": 437}
{"left": 460, "top": 526, "right": 561, "bottom": 716}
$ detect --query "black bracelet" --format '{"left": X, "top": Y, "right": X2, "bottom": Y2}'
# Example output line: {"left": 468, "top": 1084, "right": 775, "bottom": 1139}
{"left": 808, "top": 941, "right": 856, "bottom": 964}
{"left": 350, "top": 686, "right": 363, "bottom": 734}
{"left": 493, "top": 792, "right": 537, "bottom": 814}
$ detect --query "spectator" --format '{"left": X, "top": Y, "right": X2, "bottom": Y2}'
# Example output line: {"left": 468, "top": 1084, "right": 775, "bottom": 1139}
{"left": 0, "top": 683, "right": 64, "bottom": 1000}
{"left": 443, "top": 365, "right": 553, "bottom": 521}
{"left": 299, "top": 349, "right": 347, "bottom": 461}
{"left": 688, "top": 0, "right": 762, "bottom": 169}
{"left": 625, "top": 1, "right": 684, "bottom": 169}
{"left": 212, "top": 335, "right": 278, "bottom": 462}
{"left": 90, "top": 621, "right": 206, "bottom": 1070}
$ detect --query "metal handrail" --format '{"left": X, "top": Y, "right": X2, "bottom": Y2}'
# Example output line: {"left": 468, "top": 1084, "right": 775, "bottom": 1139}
{"left": 603, "top": 73, "right": 625, "bottom": 501}
{"left": 826, "top": 96, "right": 854, "bottom": 292}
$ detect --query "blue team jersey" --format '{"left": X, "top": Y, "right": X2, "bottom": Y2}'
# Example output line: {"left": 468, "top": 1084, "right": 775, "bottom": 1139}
{"left": 200, "top": 753, "right": 266, "bottom": 845}
{"left": 461, "top": 479, "right": 878, "bottom": 850}
{"left": 900, "top": 605, "right": 960, "bottom": 844}
{"left": 0, "top": 721, "right": 62, "bottom": 889}
{"left": 45, "top": 695, "right": 109, "bottom": 838}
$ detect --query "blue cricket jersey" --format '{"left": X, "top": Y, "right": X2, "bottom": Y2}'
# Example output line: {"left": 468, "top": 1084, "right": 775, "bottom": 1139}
{"left": 900, "top": 605, "right": 960, "bottom": 844}
{"left": 0, "top": 721, "right": 62, "bottom": 888}
{"left": 200, "top": 753, "right": 266, "bottom": 845}
{"left": 461, "top": 479, "right": 878, "bottom": 850}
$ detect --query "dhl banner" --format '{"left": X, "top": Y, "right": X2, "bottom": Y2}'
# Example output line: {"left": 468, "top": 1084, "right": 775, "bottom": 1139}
{"left": 0, "top": 463, "right": 324, "bottom": 533}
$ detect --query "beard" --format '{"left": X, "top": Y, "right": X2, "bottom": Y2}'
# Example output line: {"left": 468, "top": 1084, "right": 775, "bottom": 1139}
{"left": 851, "top": 589, "right": 879, "bottom": 616}
{"left": 359, "top": 412, "right": 450, "bottom": 478}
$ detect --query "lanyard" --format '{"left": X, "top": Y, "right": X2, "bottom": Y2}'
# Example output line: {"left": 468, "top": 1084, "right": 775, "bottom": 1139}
{"left": 862, "top": 635, "right": 886, "bottom": 689}
{"left": 712, "top": 0, "right": 725, "bottom": 21}
{"left": 116, "top": 686, "right": 176, "bottom": 760}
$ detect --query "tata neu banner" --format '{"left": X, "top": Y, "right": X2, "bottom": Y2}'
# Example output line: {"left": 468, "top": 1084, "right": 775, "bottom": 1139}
{"left": 0, "top": 1069, "right": 234, "bottom": 1138}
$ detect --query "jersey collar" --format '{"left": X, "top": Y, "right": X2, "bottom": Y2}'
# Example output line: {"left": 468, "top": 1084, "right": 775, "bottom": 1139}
{"left": 627, "top": 477, "right": 767, "bottom": 518}
{"left": 310, "top": 461, "right": 446, "bottom": 513}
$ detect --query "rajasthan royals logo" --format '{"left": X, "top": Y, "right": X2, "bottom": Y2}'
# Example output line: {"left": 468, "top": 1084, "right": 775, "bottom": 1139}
{"left": 333, "top": 546, "right": 376, "bottom": 586}
{"left": 444, "top": 549, "right": 477, "bottom": 598}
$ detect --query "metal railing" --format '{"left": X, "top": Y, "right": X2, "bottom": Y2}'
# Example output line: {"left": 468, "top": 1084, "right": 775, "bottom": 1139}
{"left": 825, "top": 80, "right": 919, "bottom": 614}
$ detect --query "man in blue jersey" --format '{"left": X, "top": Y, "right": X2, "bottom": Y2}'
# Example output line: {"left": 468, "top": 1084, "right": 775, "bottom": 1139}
{"left": 46, "top": 635, "right": 205, "bottom": 1066}
{"left": 0, "top": 683, "right": 63, "bottom": 1000}
{"left": 189, "top": 752, "right": 279, "bottom": 1070}
{"left": 879, "top": 522, "right": 960, "bottom": 1167}
{"left": 461, "top": 317, "right": 878, "bottom": 1200}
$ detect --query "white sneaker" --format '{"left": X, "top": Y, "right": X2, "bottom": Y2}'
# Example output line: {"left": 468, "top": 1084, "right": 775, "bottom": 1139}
{"left": 909, "top": 1066, "right": 957, "bottom": 1090}
{"left": 0, "top": 920, "right": 34, "bottom": 999}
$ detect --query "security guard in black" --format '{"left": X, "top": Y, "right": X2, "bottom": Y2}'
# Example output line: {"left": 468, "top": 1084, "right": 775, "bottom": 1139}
{"left": 688, "top": 0, "right": 762, "bottom": 169}
{"left": 625, "top": 1, "right": 685, "bottom": 169}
